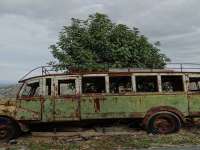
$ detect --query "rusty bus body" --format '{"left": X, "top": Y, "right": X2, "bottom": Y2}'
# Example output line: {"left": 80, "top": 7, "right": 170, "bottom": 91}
{"left": 1, "top": 67, "right": 200, "bottom": 141}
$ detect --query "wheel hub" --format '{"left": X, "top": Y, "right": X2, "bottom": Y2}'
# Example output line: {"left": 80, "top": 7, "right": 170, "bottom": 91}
{"left": 153, "top": 117, "right": 175, "bottom": 134}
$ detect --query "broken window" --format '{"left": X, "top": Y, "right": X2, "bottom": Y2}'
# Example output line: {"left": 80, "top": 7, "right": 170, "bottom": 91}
{"left": 136, "top": 76, "right": 158, "bottom": 92}
{"left": 45, "top": 78, "right": 51, "bottom": 96}
{"left": 82, "top": 77, "right": 105, "bottom": 93}
{"left": 58, "top": 79, "right": 76, "bottom": 96}
{"left": 161, "top": 75, "right": 184, "bottom": 92}
{"left": 189, "top": 77, "right": 200, "bottom": 91}
{"left": 109, "top": 76, "right": 132, "bottom": 93}
{"left": 22, "top": 81, "right": 40, "bottom": 97}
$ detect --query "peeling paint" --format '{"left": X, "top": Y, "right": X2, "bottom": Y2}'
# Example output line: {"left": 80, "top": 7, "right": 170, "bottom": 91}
{"left": 1, "top": 71, "right": 200, "bottom": 127}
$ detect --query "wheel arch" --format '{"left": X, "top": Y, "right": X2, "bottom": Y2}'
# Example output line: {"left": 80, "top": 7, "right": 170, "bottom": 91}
{"left": 0, "top": 115, "right": 28, "bottom": 132}
{"left": 142, "top": 106, "right": 185, "bottom": 128}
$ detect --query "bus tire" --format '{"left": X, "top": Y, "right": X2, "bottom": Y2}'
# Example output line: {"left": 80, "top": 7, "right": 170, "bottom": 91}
{"left": 146, "top": 112, "right": 181, "bottom": 134}
{"left": 0, "top": 117, "right": 17, "bottom": 143}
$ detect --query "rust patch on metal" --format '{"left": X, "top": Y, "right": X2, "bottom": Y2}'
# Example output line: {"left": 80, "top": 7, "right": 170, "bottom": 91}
{"left": 18, "top": 106, "right": 40, "bottom": 115}
{"left": 40, "top": 97, "right": 45, "bottom": 120}
{"left": 153, "top": 114, "right": 176, "bottom": 134}
{"left": 131, "top": 112, "right": 143, "bottom": 118}
{"left": 94, "top": 98, "right": 100, "bottom": 112}
{"left": 142, "top": 106, "right": 185, "bottom": 126}
{"left": 189, "top": 112, "right": 200, "bottom": 117}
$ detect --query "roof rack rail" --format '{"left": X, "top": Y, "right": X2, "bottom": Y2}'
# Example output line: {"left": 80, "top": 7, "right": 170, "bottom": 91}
{"left": 19, "top": 63, "right": 200, "bottom": 82}
{"left": 19, "top": 65, "right": 67, "bottom": 82}
{"left": 167, "top": 63, "right": 200, "bottom": 72}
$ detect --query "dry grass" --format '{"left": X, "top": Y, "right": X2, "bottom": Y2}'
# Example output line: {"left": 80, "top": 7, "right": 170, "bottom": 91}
{"left": 1, "top": 128, "right": 200, "bottom": 150}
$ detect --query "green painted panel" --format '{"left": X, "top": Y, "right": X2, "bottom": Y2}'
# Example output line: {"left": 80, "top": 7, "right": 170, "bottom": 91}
{"left": 188, "top": 94, "right": 200, "bottom": 113}
{"left": 16, "top": 98, "right": 41, "bottom": 120}
{"left": 81, "top": 97, "right": 96, "bottom": 114}
{"left": 42, "top": 97, "right": 54, "bottom": 122}
{"left": 81, "top": 94, "right": 188, "bottom": 119}
{"left": 54, "top": 98, "right": 79, "bottom": 121}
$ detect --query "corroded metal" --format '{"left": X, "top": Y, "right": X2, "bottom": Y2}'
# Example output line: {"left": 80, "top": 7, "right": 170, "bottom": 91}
{"left": 153, "top": 116, "right": 175, "bottom": 134}
{"left": 1, "top": 69, "right": 200, "bottom": 134}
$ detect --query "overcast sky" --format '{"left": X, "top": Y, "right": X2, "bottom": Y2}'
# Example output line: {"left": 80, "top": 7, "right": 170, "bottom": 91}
{"left": 0, "top": 0, "right": 200, "bottom": 83}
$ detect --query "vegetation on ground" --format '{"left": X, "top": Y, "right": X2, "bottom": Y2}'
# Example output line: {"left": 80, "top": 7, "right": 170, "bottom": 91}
{"left": 2, "top": 128, "right": 200, "bottom": 150}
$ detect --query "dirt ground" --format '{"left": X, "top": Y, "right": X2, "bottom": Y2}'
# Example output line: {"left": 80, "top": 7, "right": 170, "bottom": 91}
{"left": 1, "top": 125, "right": 200, "bottom": 150}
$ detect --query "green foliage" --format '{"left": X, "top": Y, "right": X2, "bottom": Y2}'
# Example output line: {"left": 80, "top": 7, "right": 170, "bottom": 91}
{"left": 50, "top": 13, "right": 170, "bottom": 70}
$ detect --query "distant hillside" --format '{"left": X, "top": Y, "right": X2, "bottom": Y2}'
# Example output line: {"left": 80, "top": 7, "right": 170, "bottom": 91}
{"left": 0, "top": 80, "right": 16, "bottom": 86}
{"left": 0, "top": 84, "right": 20, "bottom": 98}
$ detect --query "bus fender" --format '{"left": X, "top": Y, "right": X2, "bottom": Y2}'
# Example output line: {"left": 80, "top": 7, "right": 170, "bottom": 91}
{"left": 142, "top": 106, "right": 185, "bottom": 128}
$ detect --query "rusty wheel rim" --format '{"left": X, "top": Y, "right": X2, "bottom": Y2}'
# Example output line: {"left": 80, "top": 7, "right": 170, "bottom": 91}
{"left": 153, "top": 116, "right": 175, "bottom": 134}
{"left": 0, "top": 125, "right": 8, "bottom": 139}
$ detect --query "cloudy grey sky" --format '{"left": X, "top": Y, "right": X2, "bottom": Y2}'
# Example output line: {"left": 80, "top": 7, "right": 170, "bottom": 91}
{"left": 0, "top": 0, "right": 200, "bottom": 83}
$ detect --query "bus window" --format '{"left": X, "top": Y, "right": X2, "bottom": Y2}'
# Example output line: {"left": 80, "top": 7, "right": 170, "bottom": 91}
{"left": 161, "top": 75, "right": 184, "bottom": 92}
{"left": 58, "top": 79, "right": 76, "bottom": 96}
{"left": 45, "top": 78, "right": 51, "bottom": 96}
{"left": 189, "top": 77, "right": 200, "bottom": 91}
{"left": 136, "top": 76, "right": 158, "bottom": 92}
{"left": 82, "top": 77, "right": 105, "bottom": 93}
{"left": 109, "top": 76, "right": 132, "bottom": 93}
{"left": 22, "top": 81, "right": 40, "bottom": 97}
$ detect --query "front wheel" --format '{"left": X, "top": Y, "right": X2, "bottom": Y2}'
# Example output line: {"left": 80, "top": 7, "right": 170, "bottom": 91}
{"left": 146, "top": 112, "right": 181, "bottom": 134}
{"left": 0, "top": 117, "right": 17, "bottom": 143}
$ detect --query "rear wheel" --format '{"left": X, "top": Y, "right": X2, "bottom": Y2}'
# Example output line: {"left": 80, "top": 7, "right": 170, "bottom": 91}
{"left": 0, "top": 117, "right": 17, "bottom": 143}
{"left": 147, "top": 112, "right": 181, "bottom": 134}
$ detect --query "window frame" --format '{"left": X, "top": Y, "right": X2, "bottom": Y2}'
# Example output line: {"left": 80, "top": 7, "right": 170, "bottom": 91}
{"left": 48, "top": 73, "right": 187, "bottom": 97}
{"left": 55, "top": 76, "right": 80, "bottom": 97}
{"left": 134, "top": 74, "right": 159, "bottom": 93}
{"left": 109, "top": 75, "right": 133, "bottom": 94}
{"left": 160, "top": 74, "right": 186, "bottom": 93}
{"left": 19, "top": 79, "right": 41, "bottom": 98}
{"left": 42, "top": 77, "right": 53, "bottom": 96}
{"left": 58, "top": 79, "right": 76, "bottom": 96}
{"left": 81, "top": 74, "right": 107, "bottom": 94}
{"left": 188, "top": 74, "right": 200, "bottom": 93}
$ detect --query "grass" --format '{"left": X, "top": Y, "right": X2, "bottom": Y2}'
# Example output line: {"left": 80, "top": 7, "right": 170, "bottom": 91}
{"left": 2, "top": 129, "right": 200, "bottom": 150}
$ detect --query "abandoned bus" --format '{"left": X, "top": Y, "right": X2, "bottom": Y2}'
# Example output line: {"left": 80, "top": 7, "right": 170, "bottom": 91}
{"left": 1, "top": 64, "right": 200, "bottom": 141}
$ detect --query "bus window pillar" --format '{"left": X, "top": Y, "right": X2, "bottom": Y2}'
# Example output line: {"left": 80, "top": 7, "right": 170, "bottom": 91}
{"left": 105, "top": 75, "right": 110, "bottom": 93}
{"left": 77, "top": 76, "right": 82, "bottom": 94}
{"left": 40, "top": 77, "right": 45, "bottom": 96}
{"left": 183, "top": 74, "right": 188, "bottom": 92}
{"left": 157, "top": 75, "right": 162, "bottom": 92}
{"left": 54, "top": 78, "right": 58, "bottom": 97}
{"left": 131, "top": 75, "right": 136, "bottom": 92}
{"left": 51, "top": 78, "right": 54, "bottom": 96}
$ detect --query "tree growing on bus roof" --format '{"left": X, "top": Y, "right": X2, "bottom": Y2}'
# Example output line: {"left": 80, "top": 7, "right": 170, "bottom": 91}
{"left": 50, "top": 13, "right": 170, "bottom": 71}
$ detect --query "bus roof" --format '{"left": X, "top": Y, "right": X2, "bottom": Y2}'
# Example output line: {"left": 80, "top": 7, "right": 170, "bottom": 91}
{"left": 18, "top": 66, "right": 200, "bottom": 83}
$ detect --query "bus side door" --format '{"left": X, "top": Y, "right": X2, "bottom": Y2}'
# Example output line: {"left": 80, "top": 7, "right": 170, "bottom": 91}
{"left": 53, "top": 76, "right": 80, "bottom": 121}
{"left": 16, "top": 79, "right": 42, "bottom": 120}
